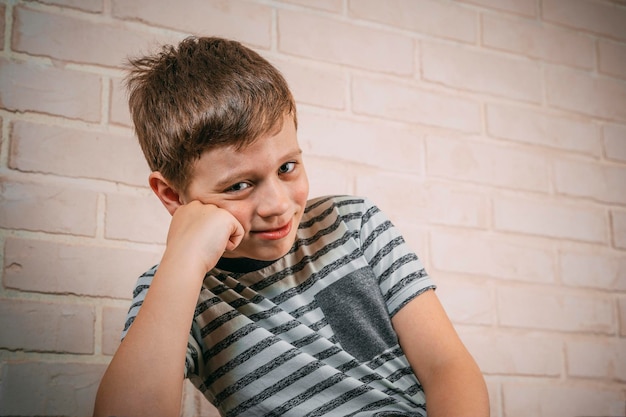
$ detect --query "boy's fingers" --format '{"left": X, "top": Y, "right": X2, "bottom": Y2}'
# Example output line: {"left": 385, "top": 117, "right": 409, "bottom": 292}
{"left": 225, "top": 219, "right": 245, "bottom": 251}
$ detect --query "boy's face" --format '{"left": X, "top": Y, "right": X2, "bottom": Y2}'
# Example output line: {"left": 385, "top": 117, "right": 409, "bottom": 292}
{"left": 181, "top": 115, "right": 309, "bottom": 261}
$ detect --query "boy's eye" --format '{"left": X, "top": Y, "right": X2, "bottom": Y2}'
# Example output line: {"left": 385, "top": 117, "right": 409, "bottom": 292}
{"left": 227, "top": 182, "right": 250, "bottom": 192}
{"left": 278, "top": 162, "right": 296, "bottom": 174}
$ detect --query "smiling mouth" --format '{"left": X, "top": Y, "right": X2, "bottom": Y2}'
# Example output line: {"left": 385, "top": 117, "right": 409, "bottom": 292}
{"left": 251, "top": 220, "right": 292, "bottom": 240}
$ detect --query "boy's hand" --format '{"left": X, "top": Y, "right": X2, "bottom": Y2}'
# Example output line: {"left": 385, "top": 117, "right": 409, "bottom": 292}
{"left": 164, "top": 200, "right": 244, "bottom": 274}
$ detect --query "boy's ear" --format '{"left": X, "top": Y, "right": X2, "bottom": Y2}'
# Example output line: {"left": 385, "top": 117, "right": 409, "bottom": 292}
{"left": 149, "top": 172, "right": 183, "bottom": 216}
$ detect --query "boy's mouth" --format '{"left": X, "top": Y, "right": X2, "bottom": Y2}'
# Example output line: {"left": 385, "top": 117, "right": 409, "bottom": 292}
{"left": 251, "top": 220, "right": 292, "bottom": 240}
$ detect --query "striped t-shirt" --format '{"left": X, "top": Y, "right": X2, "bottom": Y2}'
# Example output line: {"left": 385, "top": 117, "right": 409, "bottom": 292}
{"left": 123, "top": 195, "right": 435, "bottom": 416}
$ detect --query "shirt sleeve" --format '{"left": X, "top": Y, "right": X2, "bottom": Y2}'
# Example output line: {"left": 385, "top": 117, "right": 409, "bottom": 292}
{"left": 355, "top": 197, "right": 436, "bottom": 317}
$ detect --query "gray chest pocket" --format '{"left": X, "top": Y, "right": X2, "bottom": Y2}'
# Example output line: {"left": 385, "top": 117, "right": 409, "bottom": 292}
{"left": 315, "top": 267, "right": 398, "bottom": 362}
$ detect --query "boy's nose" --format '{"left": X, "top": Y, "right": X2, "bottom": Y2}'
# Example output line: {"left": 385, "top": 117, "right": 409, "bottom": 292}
{"left": 257, "top": 179, "right": 290, "bottom": 218}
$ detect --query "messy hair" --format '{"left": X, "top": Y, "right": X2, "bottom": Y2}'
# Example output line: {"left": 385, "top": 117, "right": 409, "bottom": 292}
{"left": 125, "top": 36, "right": 297, "bottom": 192}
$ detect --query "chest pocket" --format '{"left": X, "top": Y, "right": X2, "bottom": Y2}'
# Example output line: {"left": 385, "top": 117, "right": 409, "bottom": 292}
{"left": 315, "top": 266, "right": 398, "bottom": 362}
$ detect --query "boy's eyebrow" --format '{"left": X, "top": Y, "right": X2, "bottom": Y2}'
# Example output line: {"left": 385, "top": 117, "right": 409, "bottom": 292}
{"left": 214, "top": 148, "right": 303, "bottom": 189}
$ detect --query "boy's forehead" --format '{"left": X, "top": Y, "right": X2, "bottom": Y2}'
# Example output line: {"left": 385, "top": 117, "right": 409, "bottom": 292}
{"left": 190, "top": 118, "right": 300, "bottom": 176}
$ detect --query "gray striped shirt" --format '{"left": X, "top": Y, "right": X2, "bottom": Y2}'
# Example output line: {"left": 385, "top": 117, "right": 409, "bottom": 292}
{"left": 123, "top": 196, "right": 435, "bottom": 416}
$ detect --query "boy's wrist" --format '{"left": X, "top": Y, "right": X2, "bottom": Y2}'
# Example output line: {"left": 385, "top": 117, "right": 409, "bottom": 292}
{"left": 159, "top": 246, "right": 217, "bottom": 283}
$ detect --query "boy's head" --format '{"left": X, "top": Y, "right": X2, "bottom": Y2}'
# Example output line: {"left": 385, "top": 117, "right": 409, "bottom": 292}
{"left": 126, "top": 36, "right": 297, "bottom": 193}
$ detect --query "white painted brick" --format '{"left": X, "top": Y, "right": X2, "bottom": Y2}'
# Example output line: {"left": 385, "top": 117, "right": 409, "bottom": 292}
{"left": 498, "top": 286, "right": 614, "bottom": 333}
{"left": 422, "top": 42, "right": 542, "bottom": 102}
{"left": 348, "top": 0, "right": 477, "bottom": 43}
{"left": 112, "top": 0, "right": 272, "bottom": 48}
{"left": 0, "top": 179, "right": 98, "bottom": 236}
{"left": 298, "top": 111, "right": 424, "bottom": 174}
{"left": 430, "top": 230, "right": 556, "bottom": 283}
{"left": 546, "top": 66, "right": 626, "bottom": 122}
{"left": 542, "top": 0, "right": 626, "bottom": 41}
{"left": 457, "top": 0, "right": 537, "bottom": 17}
{"left": 486, "top": 103, "right": 602, "bottom": 156}
{"left": 483, "top": 14, "right": 594, "bottom": 69}
{"left": 0, "top": 58, "right": 101, "bottom": 122}
{"left": 566, "top": 337, "right": 626, "bottom": 381}
{"left": 458, "top": 327, "right": 563, "bottom": 376}
{"left": 109, "top": 77, "right": 132, "bottom": 127}
{"left": 278, "top": 9, "right": 414, "bottom": 75}
{"left": 10, "top": 120, "right": 149, "bottom": 186}
{"left": 272, "top": 59, "right": 346, "bottom": 110}
{"left": 493, "top": 196, "right": 607, "bottom": 243}
{"left": 612, "top": 209, "right": 626, "bottom": 249}
{"left": 598, "top": 39, "right": 626, "bottom": 80}
{"left": 503, "top": 380, "right": 626, "bottom": 417}
{"left": 303, "top": 156, "right": 354, "bottom": 198}
{"left": 484, "top": 378, "right": 501, "bottom": 417}
{"left": 13, "top": 6, "right": 161, "bottom": 68}
{"left": 34, "top": 0, "right": 102, "bottom": 13}
{"left": 0, "top": 299, "right": 95, "bottom": 354}
{"left": 352, "top": 76, "right": 481, "bottom": 132}
{"left": 0, "top": 4, "right": 4, "bottom": 48}
{"left": 619, "top": 296, "right": 626, "bottom": 337}
{"left": 3, "top": 237, "right": 162, "bottom": 298}
{"left": 355, "top": 174, "right": 488, "bottom": 228}
{"left": 105, "top": 192, "right": 170, "bottom": 244}
{"left": 102, "top": 306, "right": 128, "bottom": 355}
{"left": 426, "top": 134, "right": 551, "bottom": 192}
{"left": 278, "top": 0, "right": 342, "bottom": 13}
{"left": 554, "top": 158, "right": 626, "bottom": 205}
{"left": 603, "top": 123, "right": 626, "bottom": 162}
{"left": 560, "top": 250, "right": 626, "bottom": 291}
{"left": 435, "top": 276, "right": 494, "bottom": 325}
{"left": 0, "top": 361, "right": 106, "bottom": 416}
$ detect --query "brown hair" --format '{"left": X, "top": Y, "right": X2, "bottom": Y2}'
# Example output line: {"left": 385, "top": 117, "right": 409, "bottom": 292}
{"left": 125, "top": 36, "right": 297, "bottom": 192}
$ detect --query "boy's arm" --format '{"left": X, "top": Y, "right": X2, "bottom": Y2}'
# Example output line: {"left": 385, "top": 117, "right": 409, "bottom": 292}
{"left": 392, "top": 290, "right": 490, "bottom": 417}
{"left": 93, "top": 202, "right": 243, "bottom": 417}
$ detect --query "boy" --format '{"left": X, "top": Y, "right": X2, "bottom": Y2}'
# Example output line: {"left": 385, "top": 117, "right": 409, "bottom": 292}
{"left": 94, "top": 37, "right": 489, "bottom": 417}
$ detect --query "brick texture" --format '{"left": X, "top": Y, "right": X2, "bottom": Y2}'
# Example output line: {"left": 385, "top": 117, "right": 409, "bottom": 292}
{"left": 1, "top": 0, "right": 624, "bottom": 415}
{"left": 486, "top": 103, "right": 602, "bottom": 155}
{"left": 604, "top": 123, "right": 626, "bottom": 162}
{"left": 482, "top": 14, "right": 594, "bottom": 69}
{"left": 13, "top": 5, "right": 158, "bottom": 68}
{"left": 105, "top": 192, "right": 170, "bottom": 244}
{"left": 10, "top": 120, "right": 148, "bottom": 186}
{"left": 102, "top": 306, "right": 128, "bottom": 355}
{"left": 0, "top": 58, "right": 101, "bottom": 121}
{"left": 112, "top": 0, "right": 272, "bottom": 48}
{"left": 278, "top": 9, "right": 414, "bottom": 75}
{"left": 0, "top": 361, "right": 106, "bottom": 416}
{"left": 421, "top": 41, "right": 542, "bottom": 102}
{"left": 425, "top": 134, "right": 551, "bottom": 192}
{"left": 352, "top": 75, "right": 481, "bottom": 132}
{"left": 348, "top": 0, "right": 477, "bottom": 43}
{"left": 3, "top": 237, "right": 162, "bottom": 298}
{"left": 0, "top": 179, "right": 98, "bottom": 236}
{"left": 457, "top": 0, "right": 537, "bottom": 17}
{"left": 598, "top": 39, "right": 626, "bottom": 80}
{"left": 542, "top": 0, "right": 626, "bottom": 41}
{"left": 502, "top": 381, "right": 625, "bottom": 417}
{"left": 612, "top": 209, "right": 626, "bottom": 250}
{"left": 0, "top": 298, "right": 95, "bottom": 353}
{"left": 493, "top": 196, "right": 608, "bottom": 243}
{"left": 546, "top": 66, "right": 626, "bottom": 121}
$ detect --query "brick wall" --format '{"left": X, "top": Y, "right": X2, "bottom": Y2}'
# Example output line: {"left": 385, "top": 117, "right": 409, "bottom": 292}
{"left": 0, "top": 1, "right": 624, "bottom": 416}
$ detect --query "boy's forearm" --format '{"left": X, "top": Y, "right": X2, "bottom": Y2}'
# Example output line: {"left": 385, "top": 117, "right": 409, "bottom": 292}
{"left": 422, "top": 357, "right": 490, "bottom": 417}
{"left": 94, "top": 255, "right": 207, "bottom": 417}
